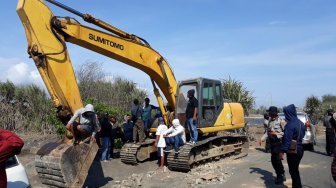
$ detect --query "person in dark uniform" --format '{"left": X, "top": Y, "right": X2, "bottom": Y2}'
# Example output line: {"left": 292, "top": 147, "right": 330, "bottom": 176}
{"left": 324, "top": 109, "right": 335, "bottom": 156}
{"left": 267, "top": 106, "right": 286, "bottom": 185}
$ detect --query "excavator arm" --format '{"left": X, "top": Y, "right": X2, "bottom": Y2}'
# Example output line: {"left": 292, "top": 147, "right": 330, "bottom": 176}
{"left": 17, "top": 0, "right": 249, "bottom": 184}
{"left": 17, "top": 0, "right": 177, "bottom": 123}
{"left": 17, "top": 0, "right": 178, "bottom": 187}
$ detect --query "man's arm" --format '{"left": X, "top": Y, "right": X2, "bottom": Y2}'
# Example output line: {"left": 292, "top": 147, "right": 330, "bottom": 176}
{"left": 164, "top": 127, "right": 174, "bottom": 136}
{"left": 281, "top": 125, "right": 294, "bottom": 153}
{"left": 168, "top": 127, "right": 183, "bottom": 137}
{"left": 193, "top": 99, "right": 198, "bottom": 120}
{"left": 193, "top": 107, "right": 198, "bottom": 120}
{"left": 92, "top": 114, "right": 100, "bottom": 136}
{"left": 67, "top": 109, "right": 81, "bottom": 126}
{"left": 150, "top": 104, "right": 159, "bottom": 110}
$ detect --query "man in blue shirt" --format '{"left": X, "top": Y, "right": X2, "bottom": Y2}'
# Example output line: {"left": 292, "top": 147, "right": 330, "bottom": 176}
{"left": 142, "top": 98, "right": 158, "bottom": 136}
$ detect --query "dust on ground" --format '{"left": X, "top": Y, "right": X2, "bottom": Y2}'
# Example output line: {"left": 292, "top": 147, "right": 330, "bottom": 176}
{"left": 17, "top": 123, "right": 325, "bottom": 188}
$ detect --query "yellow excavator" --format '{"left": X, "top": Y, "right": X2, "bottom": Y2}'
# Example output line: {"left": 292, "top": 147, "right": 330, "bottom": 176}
{"left": 17, "top": 0, "right": 248, "bottom": 187}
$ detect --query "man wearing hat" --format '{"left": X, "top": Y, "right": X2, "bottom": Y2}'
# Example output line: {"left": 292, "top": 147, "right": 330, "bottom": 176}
{"left": 186, "top": 89, "right": 199, "bottom": 145}
{"left": 324, "top": 109, "right": 335, "bottom": 156}
{"left": 267, "top": 106, "right": 286, "bottom": 185}
{"left": 155, "top": 117, "right": 168, "bottom": 169}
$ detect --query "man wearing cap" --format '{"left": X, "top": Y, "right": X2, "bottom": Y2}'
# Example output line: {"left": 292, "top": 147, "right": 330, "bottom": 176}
{"left": 66, "top": 104, "right": 100, "bottom": 144}
{"left": 155, "top": 117, "right": 168, "bottom": 169}
{"left": 164, "top": 119, "right": 186, "bottom": 153}
{"left": 186, "top": 89, "right": 198, "bottom": 145}
{"left": 267, "top": 106, "right": 286, "bottom": 185}
{"left": 324, "top": 109, "right": 335, "bottom": 156}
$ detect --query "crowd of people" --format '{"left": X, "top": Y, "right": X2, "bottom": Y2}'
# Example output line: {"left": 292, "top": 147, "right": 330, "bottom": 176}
{"left": 259, "top": 105, "right": 336, "bottom": 188}
{"left": 5, "top": 89, "right": 336, "bottom": 188}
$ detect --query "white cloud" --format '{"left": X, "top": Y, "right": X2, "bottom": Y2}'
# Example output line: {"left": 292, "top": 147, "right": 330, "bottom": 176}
{"left": 0, "top": 61, "right": 45, "bottom": 89}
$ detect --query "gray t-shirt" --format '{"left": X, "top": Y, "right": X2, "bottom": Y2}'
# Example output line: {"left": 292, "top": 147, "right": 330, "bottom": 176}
{"left": 68, "top": 108, "right": 100, "bottom": 134}
{"left": 131, "top": 105, "right": 143, "bottom": 120}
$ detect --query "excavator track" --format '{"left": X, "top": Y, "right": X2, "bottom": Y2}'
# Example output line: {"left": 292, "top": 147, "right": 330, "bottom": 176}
{"left": 167, "top": 134, "right": 248, "bottom": 172}
{"left": 120, "top": 139, "right": 156, "bottom": 165}
{"left": 120, "top": 143, "right": 139, "bottom": 164}
{"left": 35, "top": 140, "right": 98, "bottom": 187}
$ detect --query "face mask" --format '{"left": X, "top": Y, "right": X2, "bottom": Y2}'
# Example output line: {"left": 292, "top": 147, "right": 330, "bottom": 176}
{"left": 85, "top": 112, "right": 94, "bottom": 116}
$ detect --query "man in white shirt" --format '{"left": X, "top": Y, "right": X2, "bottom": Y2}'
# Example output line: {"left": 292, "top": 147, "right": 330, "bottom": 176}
{"left": 155, "top": 117, "right": 168, "bottom": 169}
{"left": 164, "top": 119, "right": 186, "bottom": 153}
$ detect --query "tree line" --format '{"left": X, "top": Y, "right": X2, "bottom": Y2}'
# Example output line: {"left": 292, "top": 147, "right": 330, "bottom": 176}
{"left": 304, "top": 94, "right": 336, "bottom": 124}
{"left": 0, "top": 62, "right": 146, "bottom": 136}
{"left": 0, "top": 61, "right": 257, "bottom": 136}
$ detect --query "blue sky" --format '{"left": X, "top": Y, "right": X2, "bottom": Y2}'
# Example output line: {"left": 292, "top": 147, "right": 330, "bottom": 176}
{"left": 1, "top": 0, "right": 336, "bottom": 109}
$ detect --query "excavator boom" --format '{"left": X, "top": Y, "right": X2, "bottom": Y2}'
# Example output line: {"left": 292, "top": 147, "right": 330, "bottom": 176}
{"left": 17, "top": 0, "right": 178, "bottom": 186}
{"left": 17, "top": 0, "right": 248, "bottom": 185}
{"left": 17, "top": 0, "right": 177, "bottom": 122}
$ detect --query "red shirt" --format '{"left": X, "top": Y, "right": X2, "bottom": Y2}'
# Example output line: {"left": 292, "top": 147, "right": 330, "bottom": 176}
{"left": 0, "top": 130, "right": 24, "bottom": 188}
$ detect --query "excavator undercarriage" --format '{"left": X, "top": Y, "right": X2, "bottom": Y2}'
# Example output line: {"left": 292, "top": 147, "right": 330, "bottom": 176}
{"left": 167, "top": 133, "right": 248, "bottom": 171}
{"left": 120, "top": 131, "right": 249, "bottom": 171}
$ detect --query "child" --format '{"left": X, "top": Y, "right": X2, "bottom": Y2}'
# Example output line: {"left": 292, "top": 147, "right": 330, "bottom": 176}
{"left": 155, "top": 117, "right": 168, "bottom": 170}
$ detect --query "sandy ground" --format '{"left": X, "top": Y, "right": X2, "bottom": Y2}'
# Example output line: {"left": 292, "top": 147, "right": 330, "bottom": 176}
{"left": 18, "top": 124, "right": 329, "bottom": 188}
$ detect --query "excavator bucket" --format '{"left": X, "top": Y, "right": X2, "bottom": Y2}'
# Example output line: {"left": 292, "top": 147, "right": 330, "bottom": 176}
{"left": 35, "top": 141, "right": 99, "bottom": 187}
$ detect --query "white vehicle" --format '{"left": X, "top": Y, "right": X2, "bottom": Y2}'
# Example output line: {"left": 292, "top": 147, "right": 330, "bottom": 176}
{"left": 279, "top": 112, "right": 316, "bottom": 151}
{"left": 6, "top": 155, "right": 31, "bottom": 188}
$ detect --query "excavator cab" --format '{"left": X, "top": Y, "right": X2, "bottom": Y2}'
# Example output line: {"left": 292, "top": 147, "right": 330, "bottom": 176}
{"left": 176, "top": 78, "right": 223, "bottom": 129}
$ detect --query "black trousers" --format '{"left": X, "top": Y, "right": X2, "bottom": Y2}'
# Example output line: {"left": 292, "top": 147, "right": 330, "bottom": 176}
{"left": 287, "top": 150, "right": 304, "bottom": 188}
{"left": 326, "top": 128, "right": 335, "bottom": 155}
{"left": 270, "top": 139, "right": 285, "bottom": 177}
{"left": 271, "top": 152, "right": 285, "bottom": 176}
{"left": 110, "top": 137, "right": 115, "bottom": 158}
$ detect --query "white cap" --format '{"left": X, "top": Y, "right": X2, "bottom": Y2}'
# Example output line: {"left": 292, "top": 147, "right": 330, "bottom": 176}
{"left": 172, "top": 119, "right": 181, "bottom": 128}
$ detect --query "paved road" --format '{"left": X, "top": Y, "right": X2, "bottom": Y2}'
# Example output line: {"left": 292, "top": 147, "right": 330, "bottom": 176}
{"left": 224, "top": 135, "right": 335, "bottom": 188}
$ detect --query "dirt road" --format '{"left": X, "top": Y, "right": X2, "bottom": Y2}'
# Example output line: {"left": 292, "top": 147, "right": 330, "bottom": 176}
{"left": 19, "top": 128, "right": 335, "bottom": 188}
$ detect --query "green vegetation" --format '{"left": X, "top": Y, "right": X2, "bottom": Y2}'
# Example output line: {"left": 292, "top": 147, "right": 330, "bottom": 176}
{"left": 221, "top": 77, "right": 255, "bottom": 115}
{"left": 304, "top": 94, "right": 336, "bottom": 124}
{"left": 0, "top": 62, "right": 147, "bottom": 136}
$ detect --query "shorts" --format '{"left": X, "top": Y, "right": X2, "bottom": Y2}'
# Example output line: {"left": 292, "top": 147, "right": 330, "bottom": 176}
{"left": 157, "top": 147, "right": 164, "bottom": 157}
{"left": 78, "top": 124, "right": 93, "bottom": 134}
